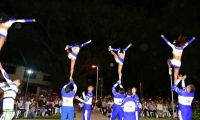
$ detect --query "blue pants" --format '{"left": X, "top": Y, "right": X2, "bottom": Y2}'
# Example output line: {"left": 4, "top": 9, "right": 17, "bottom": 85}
{"left": 83, "top": 109, "right": 92, "bottom": 120}
{"left": 178, "top": 107, "right": 192, "bottom": 120}
{"left": 61, "top": 106, "right": 74, "bottom": 120}
{"left": 111, "top": 106, "right": 123, "bottom": 120}
{"left": 135, "top": 110, "right": 140, "bottom": 120}
{"left": 123, "top": 112, "right": 135, "bottom": 120}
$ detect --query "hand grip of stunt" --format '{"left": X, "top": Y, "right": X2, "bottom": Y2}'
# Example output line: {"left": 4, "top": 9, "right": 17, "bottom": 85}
{"left": 65, "top": 45, "right": 69, "bottom": 50}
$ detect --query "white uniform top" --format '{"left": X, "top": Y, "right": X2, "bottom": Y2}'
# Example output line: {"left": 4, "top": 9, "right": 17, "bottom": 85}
{"left": 0, "top": 69, "right": 18, "bottom": 110}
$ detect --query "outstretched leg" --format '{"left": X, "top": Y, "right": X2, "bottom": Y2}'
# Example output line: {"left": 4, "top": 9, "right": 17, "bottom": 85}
{"left": 0, "top": 37, "right": 6, "bottom": 51}
{"left": 110, "top": 50, "right": 118, "bottom": 60}
{"left": 174, "top": 67, "right": 180, "bottom": 82}
{"left": 118, "top": 64, "right": 123, "bottom": 80}
{"left": 70, "top": 59, "right": 76, "bottom": 80}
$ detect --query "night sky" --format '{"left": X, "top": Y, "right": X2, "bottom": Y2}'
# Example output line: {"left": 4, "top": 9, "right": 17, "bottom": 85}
{"left": 1, "top": 0, "right": 200, "bottom": 98}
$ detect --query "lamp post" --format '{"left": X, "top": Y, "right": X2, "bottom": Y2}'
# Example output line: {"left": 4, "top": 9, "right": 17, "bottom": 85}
{"left": 26, "top": 70, "right": 33, "bottom": 93}
{"left": 170, "top": 75, "right": 175, "bottom": 118}
{"left": 92, "top": 65, "right": 99, "bottom": 102}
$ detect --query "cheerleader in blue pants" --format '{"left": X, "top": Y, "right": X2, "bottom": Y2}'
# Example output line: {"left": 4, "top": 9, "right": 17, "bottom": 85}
{"left": 108, "top": 44, "right": 132, "bottom": 81}
{"left": 172, "top": 75, "right": 196, "bottom": 120}
{"left": 132, "top": 87, "right": 140, "bottom": 120}
{"left": 0, "top": 12, "right": 36, "bottom": 51}
{"left": 65, "top": 40, "right": 92, "bottom": 80}
{"left": 61, "top": 79, "right": 77, "bottom": 120}
{"left": 161, "top": 34, "right": 195, "bottom": 82}
{"left": 121, "top": 88, "right": 136, "bottom": 120}
{"left": 110, "top": 80, "right": 125, "bottom": 120}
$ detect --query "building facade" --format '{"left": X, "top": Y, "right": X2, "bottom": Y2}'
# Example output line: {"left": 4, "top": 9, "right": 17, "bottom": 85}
{"left": 0, "top": 63, "right": 52, "bottom": 96}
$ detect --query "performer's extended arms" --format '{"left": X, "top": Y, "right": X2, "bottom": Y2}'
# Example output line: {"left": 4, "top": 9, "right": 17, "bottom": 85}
{"left": 81, "top": 40, "right": 92, "bottom": 47}
{"left": 161, "top": 35, "right": 174, "bottom": 48}
{"left": 184, "top": 37, "right": 195, "bottom": 48}
{"left": 123, "top": 44, "right": 132, "bottom": 52}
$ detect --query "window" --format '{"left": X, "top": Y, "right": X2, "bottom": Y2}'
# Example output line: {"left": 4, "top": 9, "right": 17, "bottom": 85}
{"left": 2, "top": 64, "right": 16, "bottom": 74}
{"left": 43, "top": 75, "right": 51, "bottom": 82}
{"left": 23, "top": 69, "right": 37, "bottom": 79}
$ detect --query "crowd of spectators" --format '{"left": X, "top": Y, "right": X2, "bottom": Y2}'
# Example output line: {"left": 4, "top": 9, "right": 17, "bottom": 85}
{"left": 0, "top": 90, "right": 199, "bottom": 119}
{"left": 0, "top": 91, "right": 63, "bottom": 119}
{"left": 77, "top": 95, "right": 200, "bottom": 118}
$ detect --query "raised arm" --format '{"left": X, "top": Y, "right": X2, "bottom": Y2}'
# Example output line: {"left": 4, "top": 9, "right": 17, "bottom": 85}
{"left": 81, "top": 40, "right": 92, "bottom": 47}
{"left": 123, "top": 44, "right": 132, "bottom": 52}
{"left": 10, "top": 18, "right": 36, "bottom": 23}
{"left": 161, "top": 35, "right": 174, "bottom": 48}
{"left": 172, "top": 76, "right": 184, "bottom": 94}
{"left": 181, "top": 75, "right": 187, "bottom": 90}
{"left": 112, "top": 82, "right": 119, "bottom": 95}
{"left": 0, "top": 63, "right": 17, "bottom": 88}
{"left": 71, "top": 81, "right": 77, "bottom": 93}
{"left": 61, "top": 82, "right": 71, "bottom": 95}
{"left": 82, "top": 91, "right": 86, "bottom": 99}
{"left": 183, "top": 37, "right": 195, "bottom": 48}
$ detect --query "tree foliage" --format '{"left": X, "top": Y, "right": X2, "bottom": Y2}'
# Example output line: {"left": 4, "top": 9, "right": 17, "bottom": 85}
{"left": 1, "top": 0, "right": 200, "bottom": 95}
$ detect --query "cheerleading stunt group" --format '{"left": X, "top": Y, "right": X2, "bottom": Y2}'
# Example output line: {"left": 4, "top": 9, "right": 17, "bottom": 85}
{"left": 0, "top": 12, "right": 197, "bottom": 120}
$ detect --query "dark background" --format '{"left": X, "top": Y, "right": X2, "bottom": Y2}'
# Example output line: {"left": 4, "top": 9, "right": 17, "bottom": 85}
{"left": 0, "top": 0, "right": 200, "bottom": 99}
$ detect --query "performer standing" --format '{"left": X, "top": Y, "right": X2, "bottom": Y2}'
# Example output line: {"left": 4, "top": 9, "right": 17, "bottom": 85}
{"left": 61, "top": 79, "right": 77, "bottom": 120}
{"left": 108, "top": 44, "right": 132, "bottom": 81}
{"left": 121, "top": 88, "right": 136, "bottom": 120}
{"left": 172, "top": 75, "right": 196, "bottom": 120}
{"left": 75, "top": 85, "right": 93, "bottom": 120}
{"left": 110, "top": 80, "right": 125, "bottom": 120}
{"left": 0, "top": 12, "right": 36, "bottom": 51}
{"left": 0, "top": 63, "right": 21, "bottom": 120}
{"left": 161, "top": 34, "right": 195, "bottom": 81}
{"left": 65, "top": 40, "right": 92, "bottom": 80}
{"left": 132, "top": 87, "right": 140, "bottom": 120}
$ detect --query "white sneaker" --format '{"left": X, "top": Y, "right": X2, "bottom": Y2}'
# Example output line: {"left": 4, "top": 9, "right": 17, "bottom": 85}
{"left": 169, "top": 68, "right": 172, "bottom": 75}
{"left": 65, "top": 45, "right": 68, "bottom": 50}
{"left": 108, "top": 46, "right": 111, "bottom": 51}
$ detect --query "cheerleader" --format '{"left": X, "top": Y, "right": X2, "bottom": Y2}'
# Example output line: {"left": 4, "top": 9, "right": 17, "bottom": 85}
{"left": 172, "top": 75, "right": 195, "bottom": 120}
{"left": 0, "top": 12, "right": 36, "bottom": 51}
{"left": 65, "top": 40, "right": 92, "bottom": 80}
{"left": 108, "top": 44, "right": 132, "bottom": 81}
{"left": 161, "top": 34, "right": 195, "bottom": 81}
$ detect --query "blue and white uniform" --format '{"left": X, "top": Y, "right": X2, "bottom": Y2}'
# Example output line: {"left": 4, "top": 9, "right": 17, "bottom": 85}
{"left": 0, "top": 19, "right": 35, "bottom": 38}
{"left": 110, "top": 82, "right": 126, "bottom": 120}
{"left": 0, "top": 69, "right": 18, "bottom": 120}
{"left": 172, "top": 80, "right": 194, "bottom": 120}
{"left": 161, "top": 36, "right": 194, "bottom": 68}
{"left": 61, "top": 81, "right": 77, "bottom": 120}
{"left": 132, "top": 94, "right": 140, "bottom": 120}
{"left": 109, "top": 44, "right": 132, "bottom": 65}
{"left": 121, "top": 96, "right": 136, "bottom": 120}
{"left": 78, "top": 92, "right": 93, "bottom": 120}
{"left": 65, "top": 40, "right": 92, "bottom": 60}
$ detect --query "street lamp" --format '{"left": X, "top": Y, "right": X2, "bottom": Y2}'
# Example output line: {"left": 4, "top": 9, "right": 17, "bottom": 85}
{"left": 92, "top": 65, "right": 99, "bottom": 102}
{"left": 26, "top": 70, "right": 33, "bottom": 93}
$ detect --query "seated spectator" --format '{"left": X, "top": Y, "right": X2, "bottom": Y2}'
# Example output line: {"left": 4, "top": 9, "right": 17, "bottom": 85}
{"left": 156, "top": 101, "right": 164, "bottom": 118}
{"left": 148, "top": 101, "right": 156, "bottom": 118}
{"left": 28, "top": 100, "right": 37, "bottom": 118}
{"left": 101, "top": 98, "right": 107, "bottom": 115}
{"left": 143, "top": 101, "right": 150, "bottom": 117}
